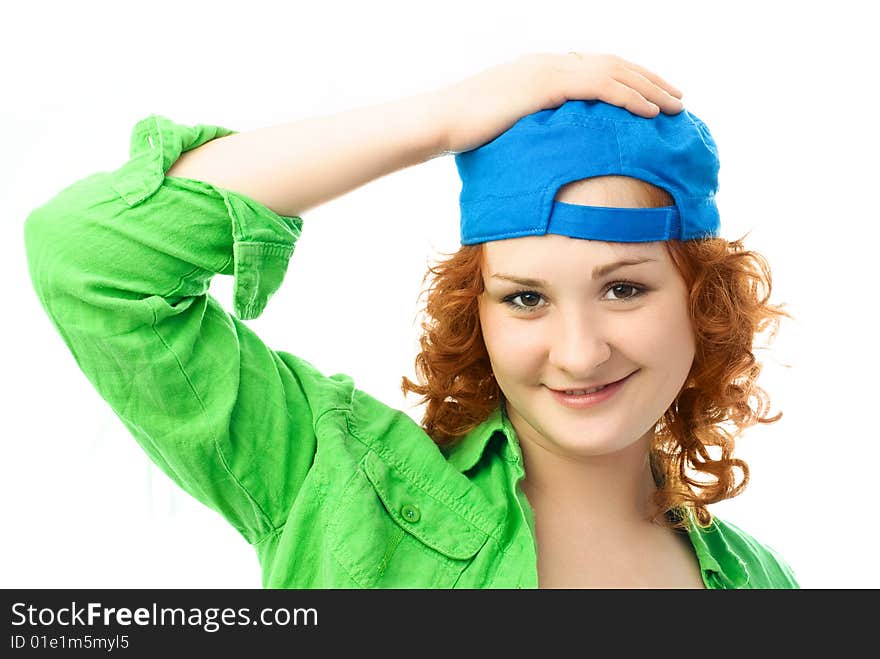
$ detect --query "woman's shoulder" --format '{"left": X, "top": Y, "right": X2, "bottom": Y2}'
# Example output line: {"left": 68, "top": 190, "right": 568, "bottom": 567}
{"left": 692, "top": 513, "right": 800, "bottom": 589}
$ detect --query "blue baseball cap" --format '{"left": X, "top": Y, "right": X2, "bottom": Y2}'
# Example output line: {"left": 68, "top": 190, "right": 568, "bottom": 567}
{"left": 454, "top": 99, "right": 720, "bottom": 245}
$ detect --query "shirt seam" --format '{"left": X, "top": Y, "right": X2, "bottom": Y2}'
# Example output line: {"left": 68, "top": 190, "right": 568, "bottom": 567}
{"left": 233, "top": 240, "right": 296, "bottom": 256}
{"left": 253, "top": 525, "right": 284, "bottom": 547}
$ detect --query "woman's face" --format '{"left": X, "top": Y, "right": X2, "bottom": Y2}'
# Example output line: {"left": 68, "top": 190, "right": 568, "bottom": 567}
{"left": 477, "top": 176, "right": 696, "bottom": 459}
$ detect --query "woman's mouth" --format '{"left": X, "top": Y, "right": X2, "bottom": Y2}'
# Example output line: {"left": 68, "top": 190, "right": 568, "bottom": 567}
{"left": 546, "top": 371, "right": 637, "bottom": 409}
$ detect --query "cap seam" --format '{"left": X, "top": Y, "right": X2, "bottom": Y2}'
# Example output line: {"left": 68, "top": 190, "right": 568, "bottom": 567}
{"left": 462, "top": 192, "right": 713, "bottom": 204}
{"left": 527, "top": 116, "right": 696, "bottom": 131}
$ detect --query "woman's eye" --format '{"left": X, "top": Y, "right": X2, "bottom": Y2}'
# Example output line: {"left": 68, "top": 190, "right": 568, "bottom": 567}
{"left": 605, "top": 283, "right": 642, "bottom": 301}
{"left": 503, "top": 291, "right": 545, "bottom": 312}
{"left": 517, "top": 293, "right": 541, "bottom": 307}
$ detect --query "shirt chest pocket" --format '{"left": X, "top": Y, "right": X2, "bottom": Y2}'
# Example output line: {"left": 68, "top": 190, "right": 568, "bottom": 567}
{"left": 327, "top": 451, "right": 490, "bottom": 588}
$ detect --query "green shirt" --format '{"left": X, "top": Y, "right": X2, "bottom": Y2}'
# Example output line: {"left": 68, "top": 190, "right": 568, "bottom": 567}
{"left": 23, "top": 114, "right": 800, "bottom": 589}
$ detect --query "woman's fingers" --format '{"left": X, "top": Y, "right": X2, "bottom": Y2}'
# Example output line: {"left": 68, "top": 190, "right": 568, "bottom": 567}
{"left": 612, "top": 65, "right": 685, "bottom": 115}
{"left": 600, "top": 78, "right": 662, "bottom": 117}
{"left": 612, "top": 56, "right": 684, "bottom": 99}
{"left": 438, "top": 52, "right": 687, "bottom": 154}
{"left": 557, "top": 52, "right": 684, "bottom": 116}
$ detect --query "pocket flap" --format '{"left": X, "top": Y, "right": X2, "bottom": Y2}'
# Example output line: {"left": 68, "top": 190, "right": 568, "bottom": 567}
{"left": 363, "top": 451, "right": 488, "bottom": 560}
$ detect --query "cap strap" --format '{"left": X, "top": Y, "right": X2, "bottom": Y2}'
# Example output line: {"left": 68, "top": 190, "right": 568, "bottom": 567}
{"left": 547, "top": 201, "right": 681, "bottom": 242}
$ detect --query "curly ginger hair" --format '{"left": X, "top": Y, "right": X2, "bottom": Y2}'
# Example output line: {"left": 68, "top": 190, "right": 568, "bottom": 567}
{"left": 400, "top": 232, "right": 792, "bottom": 531}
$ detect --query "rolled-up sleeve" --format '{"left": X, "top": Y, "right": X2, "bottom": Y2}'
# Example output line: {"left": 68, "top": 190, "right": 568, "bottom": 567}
{"left": 23, "top": 114, "right": 348, "bottom": 545}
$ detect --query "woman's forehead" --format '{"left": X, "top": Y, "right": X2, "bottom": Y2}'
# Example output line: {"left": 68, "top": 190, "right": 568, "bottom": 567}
{"left": 481, "top": 235, "right": 666, "bottom": 266}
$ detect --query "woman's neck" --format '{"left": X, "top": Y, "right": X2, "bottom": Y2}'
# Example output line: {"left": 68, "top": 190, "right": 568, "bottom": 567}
{"left": 517, "top": 427, "right": 661, "bottom": 532}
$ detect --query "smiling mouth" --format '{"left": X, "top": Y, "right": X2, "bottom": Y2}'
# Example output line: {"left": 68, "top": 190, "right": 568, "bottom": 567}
{"left": 548, "top": 371, "right": 636, "bottom": 394}
{"left": 544, "top": 371, "right": 637, "bottom": 407}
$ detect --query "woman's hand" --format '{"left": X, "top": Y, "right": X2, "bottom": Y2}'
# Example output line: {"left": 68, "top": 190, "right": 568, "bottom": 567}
{"left": 435, "top": 52, "right": 685, "bottom": 155}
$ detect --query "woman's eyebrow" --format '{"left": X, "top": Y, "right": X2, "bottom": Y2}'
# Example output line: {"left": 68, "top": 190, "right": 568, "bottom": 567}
{"left": 490, "top": 257, "right": 657, "bottom": 287}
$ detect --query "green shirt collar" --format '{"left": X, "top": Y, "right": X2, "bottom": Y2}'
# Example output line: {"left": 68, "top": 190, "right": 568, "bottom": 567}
{"left": 443, "top": 403, "right": 522, "bottom": 473}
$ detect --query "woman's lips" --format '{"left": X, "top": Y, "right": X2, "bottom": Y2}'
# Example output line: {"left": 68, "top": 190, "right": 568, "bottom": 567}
{"left": 546, "top": 371, "right": 636, "bottom": 409}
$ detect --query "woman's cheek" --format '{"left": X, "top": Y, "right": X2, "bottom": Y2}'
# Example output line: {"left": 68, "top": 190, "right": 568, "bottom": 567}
{"left": 483, "top": 312, "right": 540, "bottom": 373}
{"left": 505, "top": 323, "right": 548, "bottom": 377}
{"left": 628, "top": 298, "right": 695, "bottom": 367}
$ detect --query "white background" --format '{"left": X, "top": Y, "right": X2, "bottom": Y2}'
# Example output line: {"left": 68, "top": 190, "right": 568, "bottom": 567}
{"left": 3, "top": 0, "right": 877, "bottom": 589}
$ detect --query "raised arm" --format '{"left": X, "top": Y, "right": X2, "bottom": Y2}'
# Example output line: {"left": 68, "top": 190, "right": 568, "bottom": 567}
{"left": 165, "top": 52, "right": 683, "bottom": 218}
{"left": 165, "top": 90, "right": 447, "bottom": 218}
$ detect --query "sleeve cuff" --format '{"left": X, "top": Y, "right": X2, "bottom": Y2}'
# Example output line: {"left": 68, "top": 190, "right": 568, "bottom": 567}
{"left": 113, "top": 113, "right": 304, "bottom": 321}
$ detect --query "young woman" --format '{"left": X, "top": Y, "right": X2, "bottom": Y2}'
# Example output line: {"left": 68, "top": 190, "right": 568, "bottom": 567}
{"left": 24, "top": 51, "right": 798, "bottom": 588}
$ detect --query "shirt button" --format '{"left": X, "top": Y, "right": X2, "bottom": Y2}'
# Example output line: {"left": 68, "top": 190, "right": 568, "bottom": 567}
{"left": 400, "top": 504, "right": 421, "bottom": 523}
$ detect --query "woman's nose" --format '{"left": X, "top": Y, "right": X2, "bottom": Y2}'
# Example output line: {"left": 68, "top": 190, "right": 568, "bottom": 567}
{"left": 547, "top": 314, "right": 611, "bottom": 375}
